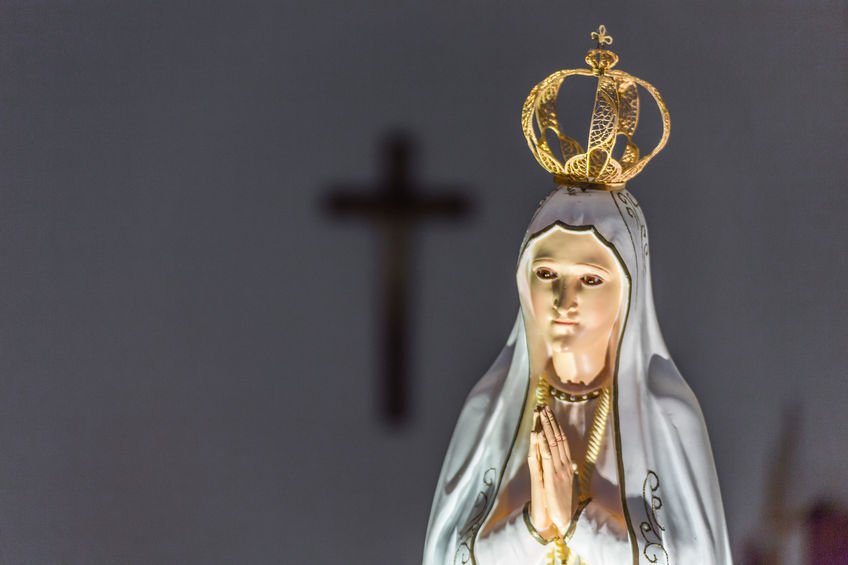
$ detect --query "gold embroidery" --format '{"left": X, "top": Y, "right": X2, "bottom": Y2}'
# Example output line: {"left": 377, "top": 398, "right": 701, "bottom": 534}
{"left": 639, "top": 470, "right": 669, "bottom": 564}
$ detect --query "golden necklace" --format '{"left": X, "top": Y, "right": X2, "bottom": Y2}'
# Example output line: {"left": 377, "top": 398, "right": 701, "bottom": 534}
{"left": 534, "top": 374, "right": 612, "bottom": 564}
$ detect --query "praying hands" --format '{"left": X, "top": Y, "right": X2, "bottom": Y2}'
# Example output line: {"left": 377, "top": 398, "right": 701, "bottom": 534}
{"left": 527, "top": 405, "right": 577, "bottom": 539}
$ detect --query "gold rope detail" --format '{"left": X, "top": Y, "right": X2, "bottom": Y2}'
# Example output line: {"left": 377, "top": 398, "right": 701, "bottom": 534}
{"left": 579, "top": 386, "right": 611, "bottom": 498}
{"left": 536, "top": 374, "right": 552, "bottom": 407}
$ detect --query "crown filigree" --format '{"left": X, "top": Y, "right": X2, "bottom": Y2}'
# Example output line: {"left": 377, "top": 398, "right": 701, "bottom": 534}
{"left": 521, "top": 25, "right": 670, "bottom": 190}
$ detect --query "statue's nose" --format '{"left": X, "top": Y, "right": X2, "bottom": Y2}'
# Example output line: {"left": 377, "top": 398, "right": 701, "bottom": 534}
{"left": 553, "top": 280, "right": 578, "bottom": 312}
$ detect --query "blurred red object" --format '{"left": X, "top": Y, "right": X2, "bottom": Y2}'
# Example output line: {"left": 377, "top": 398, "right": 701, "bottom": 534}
{"left": 807, "top": 501, "right": 848, "bottom": 565}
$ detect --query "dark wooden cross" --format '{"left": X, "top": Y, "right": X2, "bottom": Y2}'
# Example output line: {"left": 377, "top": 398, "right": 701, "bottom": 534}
{"left": 325, "top": 131, "right": 471, "bottom": 425}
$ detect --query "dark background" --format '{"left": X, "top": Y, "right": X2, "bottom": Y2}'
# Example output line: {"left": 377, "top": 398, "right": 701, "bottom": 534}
{"left": 0, "top": 1, "right": 845, "bottom": 563}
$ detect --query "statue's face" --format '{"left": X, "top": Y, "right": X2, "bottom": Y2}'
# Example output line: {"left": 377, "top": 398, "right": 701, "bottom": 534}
{"left": 526, "top": 227, "right": 625, "bottom": 356}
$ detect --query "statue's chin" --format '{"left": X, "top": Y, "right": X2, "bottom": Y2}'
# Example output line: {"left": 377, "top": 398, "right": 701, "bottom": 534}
{"left": 549, "top": 338, "right": 574, "bottom": 353}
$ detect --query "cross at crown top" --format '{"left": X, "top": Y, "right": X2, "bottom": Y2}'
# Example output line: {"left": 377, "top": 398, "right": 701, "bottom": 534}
{"left": 591, "top": 24, "right": 613, "bottom": 49}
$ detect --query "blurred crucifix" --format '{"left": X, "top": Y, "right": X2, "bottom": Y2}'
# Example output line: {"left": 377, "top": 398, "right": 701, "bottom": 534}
{"left": 325, "top": 131, "right": 471, "bottom": 425}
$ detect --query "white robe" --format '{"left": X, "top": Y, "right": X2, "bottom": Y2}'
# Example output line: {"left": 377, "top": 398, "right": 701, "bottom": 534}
{"left": 422, "top": 187, "right": 733, "bottom": 565}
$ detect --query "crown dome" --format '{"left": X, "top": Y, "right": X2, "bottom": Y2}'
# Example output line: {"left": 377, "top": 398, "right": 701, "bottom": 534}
{"left": 521, "top": 25, "right": 670, "bottom": 190}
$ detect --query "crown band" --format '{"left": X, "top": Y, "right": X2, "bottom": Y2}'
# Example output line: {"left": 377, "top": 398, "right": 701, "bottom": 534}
{"left": 552, "top": 178, "right": 626, "bottom": 192}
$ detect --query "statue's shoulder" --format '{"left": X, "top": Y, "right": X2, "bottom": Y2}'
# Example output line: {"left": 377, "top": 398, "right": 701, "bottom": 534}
{"left": 644, "top": 354, "right": 709, "bottom": 437}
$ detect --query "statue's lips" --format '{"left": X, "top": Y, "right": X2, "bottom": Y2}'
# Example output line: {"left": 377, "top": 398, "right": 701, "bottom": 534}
{"left": 552, "top": 319, "right": 578, "bottom": 325}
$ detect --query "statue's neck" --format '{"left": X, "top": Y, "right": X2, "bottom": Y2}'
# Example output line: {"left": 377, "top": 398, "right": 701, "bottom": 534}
{"left": 549, "top": 341, "right": 610, "bottom": 392}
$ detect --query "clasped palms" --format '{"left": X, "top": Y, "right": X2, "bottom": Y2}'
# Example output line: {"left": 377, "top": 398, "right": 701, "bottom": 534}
{"left": 527, "top": 405, "right": 576, "bottom": 539}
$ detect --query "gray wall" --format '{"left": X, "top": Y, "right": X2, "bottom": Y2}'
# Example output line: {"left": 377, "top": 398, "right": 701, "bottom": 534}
{"left": 0, "top": 1, "right": 845, "bottom": 563}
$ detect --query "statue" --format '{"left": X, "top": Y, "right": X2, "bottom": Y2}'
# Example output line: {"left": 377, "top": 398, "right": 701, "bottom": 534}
{"left": 423, "top": 26, "right": 732, "bottom": 564}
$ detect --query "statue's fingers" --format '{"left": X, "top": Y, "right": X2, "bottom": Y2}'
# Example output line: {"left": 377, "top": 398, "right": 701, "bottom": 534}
{"left": 539, "top": 433, "right": 556, "bottom": 480}
{"left": 530, "top": 410, "right": 542, "bottom": 450}
{"left": 554, "top": 428, "right": 570, "bottom": 468}
{"left": 535, "top": 438, "right": 545, "bottom": 475}
{"left": 532, "top": 406, "right": 542, "bottom": 433}
{"left": 538, "top": 428, "right": 553, "bottom": 461}
{"left": 544, "top": 406, "right": 571, "bottom": 467}
{"left": 542, "top": 458, "right": 561, "bottom": 516}
{"left": 540, "top": 407, "right": 563, "bottom": 470}
{"left": 556, "top": 439, "right": 570, "bottom": 470}
{"left": 539, "top": 406, "right": 556, "bottom": 444}
{"left": 552, "top": 414, "right": 572, "bottom": 463}
{"left": 527, "top": 433, "right": 542, "bottom": 473}
{"left": 529, "top": 437, "right": 547, "bottom": 494}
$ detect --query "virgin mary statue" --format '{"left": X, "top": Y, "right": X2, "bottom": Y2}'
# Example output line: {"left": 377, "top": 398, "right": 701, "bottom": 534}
{"left": 422, "top": 27, "right": 732, "bottom": 565}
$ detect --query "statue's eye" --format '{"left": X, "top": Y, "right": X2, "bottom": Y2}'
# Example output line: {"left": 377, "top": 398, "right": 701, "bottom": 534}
{"left": 535, "top": 268, "right": 557, "bottom": 280}
{"left": 581, "top": 274, "right": 604, "bottom": 286}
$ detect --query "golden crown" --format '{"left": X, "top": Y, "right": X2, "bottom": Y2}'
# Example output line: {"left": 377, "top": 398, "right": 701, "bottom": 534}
{"left": 521, "top": 25, "right": 670, "bottom": 190}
